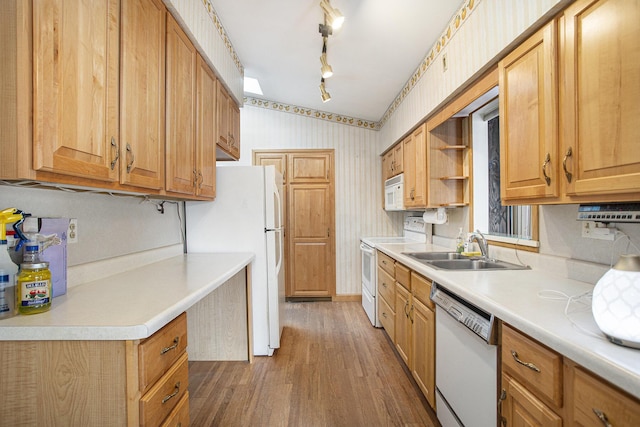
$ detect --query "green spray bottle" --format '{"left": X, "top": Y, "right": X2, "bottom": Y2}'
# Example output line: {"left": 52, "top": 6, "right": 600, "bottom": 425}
{"left": 0, "top": 208, "right": 23, "bottom": 319}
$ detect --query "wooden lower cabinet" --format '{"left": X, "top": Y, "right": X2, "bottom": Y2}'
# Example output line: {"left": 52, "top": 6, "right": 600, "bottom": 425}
{"left": 411, "top": 296, "right": 435, "bottom": 408}
{"left": 0, "top": 313, "right": 189, "bottom": 426}
{"left": 501, "top": 373, "right": 562, "bottom": 427}
{"left": 395, "top": 282, "right": 412, "bottom": 367}
{"left": 500, "top": 323, "right": 640, "bottom": 426}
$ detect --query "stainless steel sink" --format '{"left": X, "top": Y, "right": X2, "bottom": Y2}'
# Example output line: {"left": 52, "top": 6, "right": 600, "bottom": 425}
{"left": 402, "top": 252, "right": 529, "bottom": 270}
{"left": 427, "top": 259, "right": 529, "bottom": 271}
{"left": 403, "top": 252, "right": 466, "bottom": 261}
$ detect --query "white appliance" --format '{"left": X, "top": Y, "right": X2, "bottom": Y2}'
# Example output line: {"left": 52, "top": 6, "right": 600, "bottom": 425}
{"left": 186, "top": 166, "right": 285, "bottom": 356}
{"left": 359, "top": 217, "right": 428, "bottom": 327}
{"left": 431, "top": 282, "right": 498, "bottom": 427}
{"left": 384, "top": 173, "right": 405, "bottom": 211}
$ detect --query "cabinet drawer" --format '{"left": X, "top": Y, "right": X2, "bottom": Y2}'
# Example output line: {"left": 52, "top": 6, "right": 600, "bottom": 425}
{"left": 572, "top": 367, "right": 640, "bottom": 426}
{"left": 139, "top": 313, "right": 188, "bottom": 393}
{"left": 140, "top": 352, "right": 189, "bottom": 427}
{"left": 160, "top": 391, "right": 190, "bottom": 427}
{"left": 378, "top": 294, "right": 395, "bottom": 341}
{"left": 395, "top": 263, "right": 410, "bottom": 291}
{"left": 377, "top": 266, "right": 395, "bottom": 310}
{"left": 377, "top": 250, "right": 395, "bottom": 276}
{"left": 411, "top": 271, "right": 434, "bottom": 309}
{"left": 502, "top": 324, "right": 562, "bottom": 407}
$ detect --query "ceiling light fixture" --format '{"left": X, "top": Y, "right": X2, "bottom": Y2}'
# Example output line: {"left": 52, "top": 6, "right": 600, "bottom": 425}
{"left": 320, "top": 38, "right": 333, "bottom": 79}
{"left": 320, "top": 0, "right": 344, "bottom": 30}
{"left": 319, "top": 78, "right": 331, "bottom": 102}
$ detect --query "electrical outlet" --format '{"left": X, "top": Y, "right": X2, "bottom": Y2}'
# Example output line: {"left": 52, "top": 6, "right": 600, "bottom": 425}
{"left": 67, "top": 218, "right": 78, "bottom": 244}
{"left": 581, "top": 221, "right": 615, "bottom": 241}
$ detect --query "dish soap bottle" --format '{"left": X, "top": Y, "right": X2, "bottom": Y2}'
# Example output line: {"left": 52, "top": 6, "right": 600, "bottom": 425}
{"left": 456, "top": 228, "right": 465, "bottom": 254}
{"left": 17, "top": 241, "right": 52, "bottom": 315}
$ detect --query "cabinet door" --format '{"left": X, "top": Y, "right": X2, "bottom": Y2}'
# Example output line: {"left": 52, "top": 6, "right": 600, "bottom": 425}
{"left": 383, "top": 150, "right": 395, "bottom": 179}
{"left": 288, "top": 153, "right": 331, "bottom": 183}
{"left": 404, "top": 124, "right": 428, "bottom": 208}
{"left": 501, "top": 374, "right": 562, "bottom": 427}
{"left": 562, "top": 0, "right": 640, "bottom": 198}
{"left": 394, "top": 283, "right": 411, "bottom": 367}
{"left": 165, "top": 14, "right": 196, "bottom": 195}
{"left": 499, "top": 20, "right": 558, "bottom": 201}
{"left": 229, "top": 99, "right": 241, "bottom": 158}
{"left": 411, "top": 298, "right": 435, "bottom": 409}
{"left": 393, "top": 142, "right": 404, "bottom": 175}
{"left": 216, "top": 81, "right": 231, "bottom": 149}
{"left": 254, "top": 153, "right": 287, "bottom": 184}
{"left": 195, "top": 55, "right": 216, "bottom": 199}
{"left": 33, "top": 0, "right": 119, "bottom": 182}
{"left": 120, "top": 0, "right": 166, "bottom": 189}
{"left": 288, "top": 184, "right": 335, "bottom": 297}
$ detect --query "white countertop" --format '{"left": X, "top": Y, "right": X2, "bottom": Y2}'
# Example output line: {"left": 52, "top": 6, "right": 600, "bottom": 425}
{"left": 375, "top": 242, "right": 640, "bottom": 400}
{"left": 0, "top": 253, "right": 254, "bottom": 341}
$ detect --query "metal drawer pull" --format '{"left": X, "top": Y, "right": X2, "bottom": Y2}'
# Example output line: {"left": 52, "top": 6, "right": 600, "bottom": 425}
{"left": 562, "top": 147, "right": 573, "bottom": 183}
{"left": 542, "top": 153, "right": 551, "bottom": 186}
{"left": 162, "top": 381, "right": 181, "bottom": 404}
{"left": 510, "top": 350, "right": 541, "bottom": 372}
{"left": 404, "top": 301, "right": 410, "bottom": 317}
{"left": 126, "top": 143, "right": 135, "bottom": 173}
{"left": 592, "top": 409, "right": 613, "bottom": 427}
{"left": 110, "top": 137, "right": 119, "bottom": 170}
{"left": 161, "top": 337, "right": 180, "bottom": 355}
{"left": 498, "top": 389, "right": 507, "bottom": 427}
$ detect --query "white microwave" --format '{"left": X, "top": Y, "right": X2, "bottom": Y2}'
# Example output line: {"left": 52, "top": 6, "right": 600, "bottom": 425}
{"left": 384, "top": 174, "right": 405, "bottom": 211}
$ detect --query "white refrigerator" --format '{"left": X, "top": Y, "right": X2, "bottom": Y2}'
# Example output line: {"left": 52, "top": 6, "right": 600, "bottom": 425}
{"left": 186, "top": 165, "right": 285, "bottom": 356}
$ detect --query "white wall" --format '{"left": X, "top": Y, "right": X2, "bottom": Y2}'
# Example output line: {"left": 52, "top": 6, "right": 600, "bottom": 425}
{"left": 237, "top": 105, "right": 403, "bottom": 295}
{"left": 0, "top": 185, "right": 183, "bottom": 267}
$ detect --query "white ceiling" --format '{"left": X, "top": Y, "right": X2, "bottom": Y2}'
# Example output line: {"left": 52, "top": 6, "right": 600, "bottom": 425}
{"left": 212, "top": 0, "right": 463, "bottom": 122}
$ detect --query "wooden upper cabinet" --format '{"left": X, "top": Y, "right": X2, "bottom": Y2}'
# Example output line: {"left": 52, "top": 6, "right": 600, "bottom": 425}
{"left": 254, "top": 152, "right": 287, "bottom": 184}
{"left": 288, "top": 152, "right": 331, "bottom": 183}
{"left": 32, "top": 0, "right": 120, "bottom": 182}
{"left": 216, "top": 82, "right": 240, "bottom": 160}
{"left": 562, "top": 0, "right": 640, "bottom": 199}
{"left": 393, "top": 142, "right": 404, "bottom": 175}
{"left": 165, "top": 14, "right": 197, "bottom": 195}
{"left": 195, "top": 55, "right": 217, "bottom": 199}
{"left": 404, "top": 124, "right": 428, "bottom": 208}
{"left": 120, "top": 0, "right": 166, "bottom": 190}
{"left": 499, "top": 20, "right": 559, "bottom": 202}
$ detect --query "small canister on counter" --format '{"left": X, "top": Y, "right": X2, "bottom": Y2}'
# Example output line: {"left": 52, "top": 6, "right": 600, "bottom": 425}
{"left": 17, "top": 241, "right": 52, "bottom": 315}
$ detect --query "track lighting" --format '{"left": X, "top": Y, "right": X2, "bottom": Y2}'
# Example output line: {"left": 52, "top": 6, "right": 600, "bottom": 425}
{"left": 319, "top": 78, "right": 331, "bottom": 102}
{"left": 320, "top": 0, "right": 344, "bottom": 30}
{"left": 320, "top": 38, "right": 333, "bottom": 79}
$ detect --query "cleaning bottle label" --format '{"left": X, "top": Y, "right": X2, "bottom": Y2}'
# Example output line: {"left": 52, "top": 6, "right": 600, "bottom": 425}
{"left": 0, "top": 274, "right": 14, "bottom": 313}
{"left": 20, "top": 280, "right": 50, "bottom": 307}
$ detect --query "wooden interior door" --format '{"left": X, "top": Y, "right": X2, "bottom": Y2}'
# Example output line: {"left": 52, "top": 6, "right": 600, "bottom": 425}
{"left": 254, "top": 150, "right": 335, "bottom": 298}
{"left": 32, "top": 0, "right": 119, "bottom": 182}
{"left": 289, "top": 183, "right": 335, "bottom": 297}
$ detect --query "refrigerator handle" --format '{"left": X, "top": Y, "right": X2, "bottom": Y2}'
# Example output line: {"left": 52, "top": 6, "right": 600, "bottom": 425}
{"left": 273, "top": 185, "right": 284, "bottom": 275}
{"left": 274, "top": 184, "right": 283, "bottom": 230}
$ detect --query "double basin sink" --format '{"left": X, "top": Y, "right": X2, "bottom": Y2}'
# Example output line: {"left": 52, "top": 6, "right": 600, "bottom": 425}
{"left": 402, "top": 251, "right": 529, "bottom": 271}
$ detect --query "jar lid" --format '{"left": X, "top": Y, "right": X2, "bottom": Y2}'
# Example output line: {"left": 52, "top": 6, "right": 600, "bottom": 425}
{"left": 20, "top": 262, "right": 49, "bottom": 269}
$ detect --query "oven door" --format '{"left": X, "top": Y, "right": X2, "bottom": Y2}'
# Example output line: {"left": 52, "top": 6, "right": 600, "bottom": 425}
{"left": 360, "top": 242, "right": 379, "bottom": 327}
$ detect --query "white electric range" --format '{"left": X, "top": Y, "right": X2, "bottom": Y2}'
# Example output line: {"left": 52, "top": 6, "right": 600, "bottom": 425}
{"left": 359, "top": 217, "right": 429, "bottom": 327}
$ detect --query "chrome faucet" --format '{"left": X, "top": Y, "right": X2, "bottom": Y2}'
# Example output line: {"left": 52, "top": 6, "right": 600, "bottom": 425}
{"left": 468, "top": 230, "right": 489, "bottom": 259}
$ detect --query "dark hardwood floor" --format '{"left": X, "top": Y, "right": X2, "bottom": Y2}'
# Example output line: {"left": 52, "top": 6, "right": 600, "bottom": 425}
{"left": 189, "top": 301, "right": 439, "bottom": 426}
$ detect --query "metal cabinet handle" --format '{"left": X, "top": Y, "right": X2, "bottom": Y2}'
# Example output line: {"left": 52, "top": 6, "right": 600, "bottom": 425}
{"left": 498, "top": 389, "right": 507, "bottom": 427}
{"left": 198, "top": 170, "right": 204, "bottom": 188}
{"left": 160, "top": 337, "right": 180, "bottom": 355}
{"left": 110, "top": 137, "right": 119, "bottom": 170}
{"left": 562, "top": 147, "right": 573, "bottom": 183}
{"left": 592, "top": 409, "right": 613, "bottom": 427}
{"left": 410, "top": 189, "right": 415, "bottom": 201}
{"left": 382, "top": 281, "right": 388, "bottom": 288}
{"left": 404, "top": 301, "right": 410, "bottom": 317}
{"left": 193, "top": 169, "right": 198, "bottom": 189}
{"left": 409, "top": 305, "right": 414, "bottom": 323}
{"left": 510, "top": 350, "right": 541, "bottom": 372}
{"left": 126, "top": 143, "right": 135, "bottom": 173}
{"left": 382, "top": 312, "right": 388, "bottom": 318}
{"left": 162, "top": 381, "right": 181, "bottom": 404}
{"left": 542, "top": 153, "right": 551, "bottom": 186}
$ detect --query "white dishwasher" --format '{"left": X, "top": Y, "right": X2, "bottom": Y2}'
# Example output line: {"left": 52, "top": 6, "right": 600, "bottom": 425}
{"left": 431, "top": 282, "right": 498, "bottom": 427}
